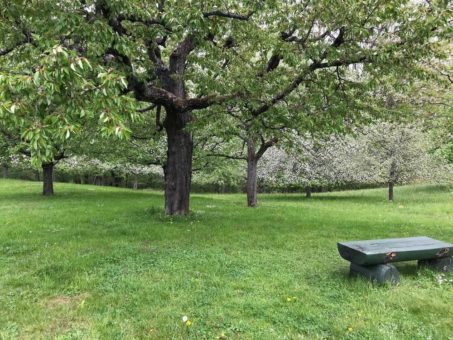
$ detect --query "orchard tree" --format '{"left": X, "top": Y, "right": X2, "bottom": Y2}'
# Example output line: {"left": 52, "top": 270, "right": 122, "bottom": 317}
{"left": 257, "top": 124, "right": 451, "bottom": 199}
{"left": 0, "top": 45, "right": 135, "bottom": 195}
{"left": 359, "top": 121, "right": 451, "bottom": 201}
{"left": 57, "top": 155, "right": 163, "bottom": 188}
{"left": 258, "top": 134, "right": 369, "bottom": 196}
{"left": 1, "top": 0, "right": 451, "bottom": 213}
{"left": 196, "top": 0, "right": 451, "bottom": 207}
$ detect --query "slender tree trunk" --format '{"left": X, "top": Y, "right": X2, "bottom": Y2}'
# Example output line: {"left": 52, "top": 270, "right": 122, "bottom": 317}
{"left": 388, "top": 160, "right": 396, "bottom": 202}
{"left": 388, "top": 181, "right": 394, "bottom": 202}
{"left": 246, "top": 142, "right": 258, "bottom": 207}
{"left": 164, "top": 110, "right": 193, "bottom": 215}
{"left": 2, "top": 164, "right": 8, "bottom": 178}
{"left": 305, "top": 187, "right": 312, "bottom": 198}
{"left": 42, "top": 162, "right": 54, "bottom": 196}
{"left": 133, "top": 176, "right": 138, "bottom": 190}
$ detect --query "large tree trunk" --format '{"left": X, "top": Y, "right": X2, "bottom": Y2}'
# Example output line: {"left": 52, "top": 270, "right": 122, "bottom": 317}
{"left": 148, "top": 35, "right": 196, "bottom": 215}
{"left": 388, "top": 181, "right": 394, "bottom": 202}
{"left": 42, "top": 162, "right": 55, "bottom": 196}
{"left": 305, "top": 187, "right": 312, "bottom": 198}
{"left": 246, "top": 142, "right": 258, "bottom": 207}
{"left": 164, "top": 110, "right": 193, "bottom": 215}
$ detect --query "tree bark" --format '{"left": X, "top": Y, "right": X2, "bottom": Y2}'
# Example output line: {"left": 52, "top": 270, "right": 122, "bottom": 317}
{"left": 388, "top": 181, "right": 394, "bottom": 202}
{"left": 305, "top": 187, "right": 312, "bottom": 198}
{"left": 164, "top": 110, "right": 193, "bottom": 215}
{"left": 142, "top": 35, "right": 197, "bottom": 215}
{"left": 42, "top": 162, "right": 55, "bottom": 196}
{"left": 246, "top": 142, "right": 258, "bottom": 207}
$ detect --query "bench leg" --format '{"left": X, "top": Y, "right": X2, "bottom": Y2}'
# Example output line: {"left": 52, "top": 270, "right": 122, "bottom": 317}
{"left": 350, "top": 263, "right": 400, "bottom": 285}
{"left": 418, "top": 257, "right": 453, "bottom": 272}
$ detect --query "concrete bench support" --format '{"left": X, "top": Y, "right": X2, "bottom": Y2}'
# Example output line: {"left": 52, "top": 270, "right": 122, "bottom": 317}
{"left": 418, "top": 256, "right": 453, "bottom": 272}
{"left": 350, "top": 263, "right": 400, "bottom": 285}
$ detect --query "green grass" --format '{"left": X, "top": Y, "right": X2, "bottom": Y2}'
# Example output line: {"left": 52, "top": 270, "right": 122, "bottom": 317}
{"left": 0, "top": 179, "right": 452, "bottom": 339}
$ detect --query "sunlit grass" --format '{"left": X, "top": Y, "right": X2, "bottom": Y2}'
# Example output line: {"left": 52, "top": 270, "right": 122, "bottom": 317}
{"left": 0, "top": 179, "right": 452, "bottom": 339}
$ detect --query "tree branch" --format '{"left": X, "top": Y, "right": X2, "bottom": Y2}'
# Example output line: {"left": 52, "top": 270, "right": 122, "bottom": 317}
{"left": 203, "top": 10, "right": 254, "bottom": 21}
{"left": 118, "top": 14, "right": 172, "bottom": 32}
{"left": 251, "top": 55, "right": 369, "bottom": 117}
{"left": 169, "top": 35, "right": 196, "bottom": 75}
{"left": 136, "top": 104, "right": 156, "bottom": 113}
{"left": 0, "top": 40, "right": 27, "bottom": 57}
{"left": 0, "top": 25, "right": 34, "bottom": 57}
{"left": 256, "top": 137, "right": 278, "bottom": 160}
{"left": 184, "top": 93, "right": 237, "bottom": 111}
{"left": 206, "top": 153, "right": 247, "bottom": 160}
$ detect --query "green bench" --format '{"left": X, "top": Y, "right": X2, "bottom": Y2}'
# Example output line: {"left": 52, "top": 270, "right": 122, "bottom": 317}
{"left": 337, "top": 236, "right": 453, "bottom": 284}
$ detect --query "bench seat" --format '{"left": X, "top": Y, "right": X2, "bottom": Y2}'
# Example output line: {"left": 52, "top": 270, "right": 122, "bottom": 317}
{"left": 338, "top": 236, "right": 453, "bottom": 266}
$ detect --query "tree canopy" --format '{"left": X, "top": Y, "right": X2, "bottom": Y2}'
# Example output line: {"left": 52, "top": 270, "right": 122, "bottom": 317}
{"left": 1, "top": 0, "right": 451, "bottom": 212}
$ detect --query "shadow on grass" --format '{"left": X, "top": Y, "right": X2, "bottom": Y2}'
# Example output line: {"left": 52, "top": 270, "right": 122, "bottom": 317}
{"left": 0, "top": 187, "right": 155, "bottom": 203}
{"left": 0, "top": 186, "right": 222, "bottom": 207}
{"left": 394, "top": 262, "right": 420, "bottom": 277}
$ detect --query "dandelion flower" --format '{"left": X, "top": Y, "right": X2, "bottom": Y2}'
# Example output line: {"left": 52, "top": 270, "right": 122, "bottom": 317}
{"left": 216, "top": 332, "right": 227, "bottom": 339}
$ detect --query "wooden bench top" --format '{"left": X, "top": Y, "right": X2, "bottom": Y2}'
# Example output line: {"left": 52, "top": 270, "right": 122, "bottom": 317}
{"left": 338, "top": 236, "right": 453, "bottom": 266}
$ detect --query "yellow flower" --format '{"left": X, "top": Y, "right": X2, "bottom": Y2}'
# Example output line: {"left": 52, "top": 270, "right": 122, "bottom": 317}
{"left": 216, "top": 332, "right": 227, "bottom": 339}
{"left": 347, "top": 326, "right": 353, "bottom": 332}
{"left": 182, "top": 316, "right": 192, "bottom": 327}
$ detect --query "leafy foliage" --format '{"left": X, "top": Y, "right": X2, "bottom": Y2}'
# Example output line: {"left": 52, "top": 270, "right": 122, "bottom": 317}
{"left": 0, "top": 44, "right": 136, "bottom": 166}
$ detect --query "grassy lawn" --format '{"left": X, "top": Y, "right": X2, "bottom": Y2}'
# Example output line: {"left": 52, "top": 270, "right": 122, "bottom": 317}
{"left": 0, "top": 179, "right": 452, "bottom": 339}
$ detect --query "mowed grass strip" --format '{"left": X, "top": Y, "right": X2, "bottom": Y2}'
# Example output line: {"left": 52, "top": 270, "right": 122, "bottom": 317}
{"left": 0, "top": 179, "right": 452, "bottom": 339}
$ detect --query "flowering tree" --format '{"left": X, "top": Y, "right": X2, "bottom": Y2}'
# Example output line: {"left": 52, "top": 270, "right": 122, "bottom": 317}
{"left": 258, "top": 135, "right": 368, "bottom": 196}
{"left": 359, "top": 122, "right": 451, "bottom": 201}
{"left": 258, "top": 123, "right": 452, "bottom": 200}
{"left": 58, "top": 156, "right": 163, "bottom": 188}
